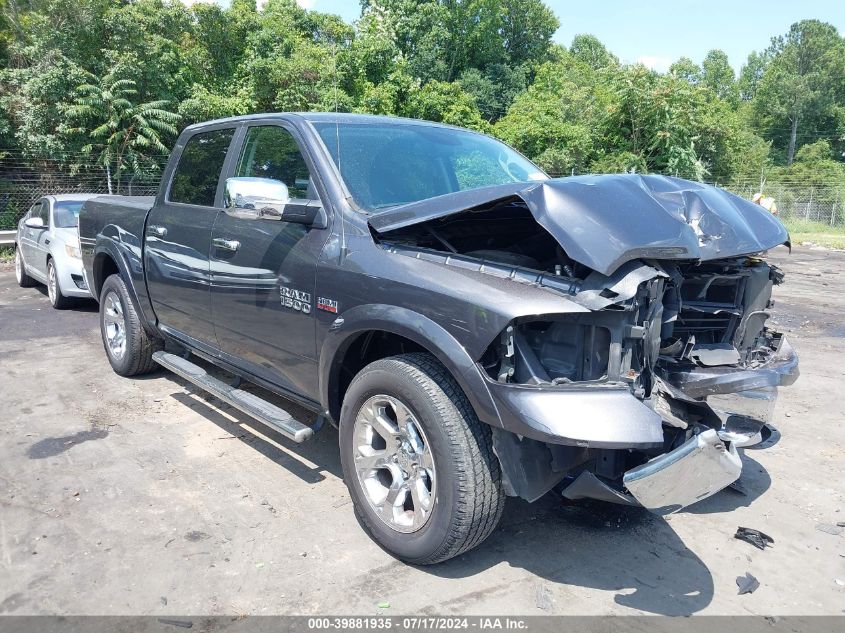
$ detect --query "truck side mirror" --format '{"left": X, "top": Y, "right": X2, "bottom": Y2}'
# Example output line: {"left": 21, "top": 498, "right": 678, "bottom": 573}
{"left": 224, "top": 177, "right": 324, "bottom": 227}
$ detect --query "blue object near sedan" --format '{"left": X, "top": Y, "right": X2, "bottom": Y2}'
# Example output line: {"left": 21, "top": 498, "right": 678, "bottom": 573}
{"left": 14, "top": 194, "right": 97, "bottom": 308}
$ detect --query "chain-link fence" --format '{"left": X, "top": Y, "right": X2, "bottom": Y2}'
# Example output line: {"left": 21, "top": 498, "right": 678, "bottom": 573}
{"left": 0, "top": 151, "right": 165, "bottom": 230}
{"left": 717, "top": 181, "right": 844, "bottom": 228}
{"left": 3, "top": 151, "right": 844, "bottom": 231}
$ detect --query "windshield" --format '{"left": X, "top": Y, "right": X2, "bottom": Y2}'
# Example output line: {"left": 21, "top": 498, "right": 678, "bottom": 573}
{"left": 54, "top": 201, "right": 84, "bottom": 228}
{"left": 312, "top": 121, "right": 546, "bottom": 211}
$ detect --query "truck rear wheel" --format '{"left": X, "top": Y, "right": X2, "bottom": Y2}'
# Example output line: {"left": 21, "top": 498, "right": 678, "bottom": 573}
{"left": 339, "top": 353, "right": 505, "bottom": 564}
{"left": 99, "top": 274, "right": 161, "bottom": 376}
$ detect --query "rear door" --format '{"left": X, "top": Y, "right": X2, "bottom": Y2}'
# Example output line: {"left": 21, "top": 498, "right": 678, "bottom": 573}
{"left": 18, "top": 201, "right": 43, "bottom": 267}
{"left": 209, "top": 123, "right": 328, "bottom": 399}
{"left": 29, "top": 200, "right": 51, "bottom": 278}
{"left": 144, "top": 126, "right": 236, "bottom": 352}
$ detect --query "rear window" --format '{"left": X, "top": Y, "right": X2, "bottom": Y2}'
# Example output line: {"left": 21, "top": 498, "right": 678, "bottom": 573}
{"left": 168, "top": 128, "right": 235, "bottom": 206}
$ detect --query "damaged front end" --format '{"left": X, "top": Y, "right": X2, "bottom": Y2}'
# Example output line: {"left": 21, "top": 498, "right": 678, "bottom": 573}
{"left": 371, "top": 175, "right": 799, "bottom": 513}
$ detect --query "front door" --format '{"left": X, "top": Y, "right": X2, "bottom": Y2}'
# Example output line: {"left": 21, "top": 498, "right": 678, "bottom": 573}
{"left": 144, "top": 126, "right": 236, "bottom": 352}
{"left": 210, "top": 124, "right": 328, "bottom": 399}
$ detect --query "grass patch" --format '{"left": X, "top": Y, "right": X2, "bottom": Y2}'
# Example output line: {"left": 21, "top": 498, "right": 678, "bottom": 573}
{"left": 0, "top": 245, "right": 14, "bottom": 263}
{"left": 787, "top": 232, "right": 845, "bottom": 249}
{"left": 781, "top": 218, "right": 845, "bottom": 249}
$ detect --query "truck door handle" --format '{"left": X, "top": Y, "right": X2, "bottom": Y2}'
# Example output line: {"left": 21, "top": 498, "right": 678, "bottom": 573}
{"left": 148, "top": 225, "right": 167, "bottom": 238}
{"left": 212, "top": 238, "right": 240, "bottom": 252}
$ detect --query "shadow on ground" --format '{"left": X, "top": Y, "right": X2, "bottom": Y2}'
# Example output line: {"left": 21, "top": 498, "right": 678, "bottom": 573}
{"left": 155, "top": 358, "right": 740, "bottom": 615}
{"left": 26, "top": 426, "right": 109, "bottom": 459}
{"left": 170, "top": 390, "right": 343, "bottom": 483}
{"left": 423, "top": 498, "right": 715, "bottom": 615}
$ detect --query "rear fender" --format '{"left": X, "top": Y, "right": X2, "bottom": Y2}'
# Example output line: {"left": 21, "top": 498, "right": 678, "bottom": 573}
{"left": 93, "top": 236, "right": 157, "bottom": 333}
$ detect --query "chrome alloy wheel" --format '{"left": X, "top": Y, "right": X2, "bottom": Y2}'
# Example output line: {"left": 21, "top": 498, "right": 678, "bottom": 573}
{"left": 352, "top": 395, "right": 436, "bottom": 533}
{"left": 15, "top": 248, "right": 23, "bottom": 283}
{"left": 47, "top": 262, "right": 57, "bottom": 304}
{"left": 103, "top": 290, "right": 127, "bottom": 360}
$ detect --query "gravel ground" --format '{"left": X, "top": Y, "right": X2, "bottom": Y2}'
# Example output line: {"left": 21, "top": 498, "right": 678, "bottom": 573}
{"left": 0, "top": 245, "right": 843, "bottom": 616}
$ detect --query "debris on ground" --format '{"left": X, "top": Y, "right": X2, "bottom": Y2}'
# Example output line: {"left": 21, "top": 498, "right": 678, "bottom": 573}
{"left": 535, "top": 585, "right": 554, "bottom": 610}
{"left": 727, "top": 480, "right": 748, "bottom": 496}
{"left": 815, "top": 523, "right": 844, "bottom": 536}
{"left": 736, "top": 572, "right": 760, "bottom": 595}
{"left": 835, "top": 579, "right": 845, "bottom": 587}
{"left": 735, "top": 527, "right": 775, "bottom": 550}
{"left": 377, "top": 601, "right": 390, "bottom": 609}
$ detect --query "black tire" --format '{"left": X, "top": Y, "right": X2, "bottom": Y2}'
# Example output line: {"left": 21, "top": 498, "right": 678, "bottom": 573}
{"left": 15, "top": 246, "right": 36, "bottom": 288}
{"left": 99, "top": 274, "right": 161, "bottom": 376}
{"left": 47, "top": 259, "right": 74, "bottom": 309}
{"left": 339, "top": 353, "right": 505, "bottom": 564}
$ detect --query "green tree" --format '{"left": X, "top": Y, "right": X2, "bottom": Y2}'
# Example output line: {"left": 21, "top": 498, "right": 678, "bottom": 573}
{"left": 701, "top": 49, "right": 737, "bottom": 103}
{"left": 359, "top": 0, "right": 557, "bottom": 82}
{"left": 738, "top": 50, "right": 768, "bottom": 101}
{"left": 458, "top": 63, "right": 528, "bottom": 122}
{"left": 494, "top": 52, "right": 608, "bottom": 174}
{"left": 403, "top": 80, "right": 488, "bottom": 130}
{"left": 753, "top": 20, "right": 845, "bottom": 165}
{"left": 65, "top": 70, "right": 179, "bottom": 193}
{"left": 669, "top": 57, "right": 701, "bottom": 83}
{"left": 569, "top": 34, "right": 618, "bottom": 70}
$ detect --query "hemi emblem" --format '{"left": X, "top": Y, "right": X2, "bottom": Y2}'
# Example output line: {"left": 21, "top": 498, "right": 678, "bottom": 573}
{"left": 317, "top": 297, "right": 338, "bottom": 313}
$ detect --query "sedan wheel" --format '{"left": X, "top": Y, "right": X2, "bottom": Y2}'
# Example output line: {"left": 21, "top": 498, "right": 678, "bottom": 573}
{"left": 47, "top": 260, "right": 72, "bottom": 309}
{"left": 15, "top": 248, "right": 36, "bottom": 288}
{"left": 47, "top": 262, "right": 57, "bottom": 302}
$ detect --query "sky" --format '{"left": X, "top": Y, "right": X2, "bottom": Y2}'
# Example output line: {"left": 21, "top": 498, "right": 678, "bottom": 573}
{"left": 208, "top": 0, "right": 845, "bottom": 73}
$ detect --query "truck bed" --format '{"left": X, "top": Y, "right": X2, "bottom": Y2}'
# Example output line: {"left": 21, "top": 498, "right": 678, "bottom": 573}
{"left": 78, "top": 195, "right": 155, "bottom": 302}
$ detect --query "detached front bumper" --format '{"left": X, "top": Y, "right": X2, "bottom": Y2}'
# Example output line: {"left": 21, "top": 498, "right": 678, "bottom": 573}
{"left": 623, "top": 429, "right": 742, "bottom": 514}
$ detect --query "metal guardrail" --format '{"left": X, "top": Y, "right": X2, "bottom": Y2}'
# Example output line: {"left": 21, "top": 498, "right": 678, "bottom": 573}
{"left": 0, "top": 230, "right": 16, "bottom": 245}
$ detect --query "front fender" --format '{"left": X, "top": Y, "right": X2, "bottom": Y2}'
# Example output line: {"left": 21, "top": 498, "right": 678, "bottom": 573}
{"left": 318, "top": 304, "right": 503, "bottom": 428}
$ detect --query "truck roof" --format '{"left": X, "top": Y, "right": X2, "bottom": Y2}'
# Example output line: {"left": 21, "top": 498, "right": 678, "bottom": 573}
{"left": 182, "top": 112, "right": 465, "bottom": 133}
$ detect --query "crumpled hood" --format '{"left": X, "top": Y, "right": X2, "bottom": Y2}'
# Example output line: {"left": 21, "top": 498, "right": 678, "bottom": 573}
{"left": 368, "top": 174, "right": 790, "bottom": 275}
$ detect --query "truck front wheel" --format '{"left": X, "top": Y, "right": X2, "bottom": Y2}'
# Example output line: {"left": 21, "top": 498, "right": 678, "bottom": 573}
{"left": 339, "top": 353, "right": 505, "bottom": 564}
{"left": 99, "top": 274, "right": 161, "bottom": 376}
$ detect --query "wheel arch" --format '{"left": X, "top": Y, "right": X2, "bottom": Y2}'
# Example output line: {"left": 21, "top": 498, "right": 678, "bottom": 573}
{"left": 91, "top": 243, "right": 160, "bottom": 338}
{"left": 319, "top": 304, "right": 502, "bottom": 429}
{"left": 92, "top": 250, "right": 121, "bottom": 299}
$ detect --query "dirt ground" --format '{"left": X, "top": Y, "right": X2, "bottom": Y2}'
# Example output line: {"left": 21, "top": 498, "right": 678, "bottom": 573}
{"left": 0, "top": 245, "right": 843, "bottom": 616}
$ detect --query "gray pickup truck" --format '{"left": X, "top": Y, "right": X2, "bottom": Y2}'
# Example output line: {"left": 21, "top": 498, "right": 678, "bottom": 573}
{"left": 79, "top": 113, "right": 798, "bottom": 564}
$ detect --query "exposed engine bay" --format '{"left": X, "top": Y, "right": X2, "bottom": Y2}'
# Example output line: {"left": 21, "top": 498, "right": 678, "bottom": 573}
{"left": 372, "top": 181, "right": 799, "bottom": 512}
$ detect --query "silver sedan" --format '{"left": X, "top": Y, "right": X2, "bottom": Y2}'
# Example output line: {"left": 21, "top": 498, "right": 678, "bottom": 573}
{"left": 14, "top": 194, "right": 97, "bottom": 308}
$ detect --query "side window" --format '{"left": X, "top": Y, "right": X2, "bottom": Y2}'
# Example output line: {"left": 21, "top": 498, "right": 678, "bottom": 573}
{"left": 27, "top": 202, "right": 42, "bottom": 219}
{"left": 169, "top": 128, "right": 235, "bottom": 206}
{"left": 38, "top": 201, "right": 49, "bottom": 224}
{"left": 235, "top": 126, "right": 315, "bottom": 201}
